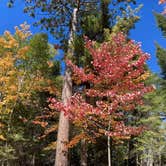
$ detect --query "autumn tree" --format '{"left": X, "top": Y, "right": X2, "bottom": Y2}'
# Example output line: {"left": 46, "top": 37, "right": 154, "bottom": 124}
{"left": 49, "top": 32, "right": 153, "bottom": 166}
{"left": 7, "top": 1, "right": 99, "bottom": 165}
{"left": 72, "top": 1, "right": 142, "bottom": 164}
{"left": 6, "top": 1, "right": 140, "bottom": 165}
{"left": 0, "top": 23, "right": 61, "bottom": 165}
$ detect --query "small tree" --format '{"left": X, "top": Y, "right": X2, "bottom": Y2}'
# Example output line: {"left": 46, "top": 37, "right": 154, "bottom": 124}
{"left": 49, "top": 33, "right": 153, "bottom": 165}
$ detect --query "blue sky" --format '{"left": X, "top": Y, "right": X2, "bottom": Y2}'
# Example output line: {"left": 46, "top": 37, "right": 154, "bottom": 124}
{"left": 0, "top": 0, "right": 165, "bottom": 74}
{"left": 130, "top": 0, "right": 165, "bottom": 74}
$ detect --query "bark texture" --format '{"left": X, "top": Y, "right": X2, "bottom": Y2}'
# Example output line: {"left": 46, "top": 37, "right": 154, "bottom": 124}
{"left": 55, "top": 8, "right": 78, "bottom": 166}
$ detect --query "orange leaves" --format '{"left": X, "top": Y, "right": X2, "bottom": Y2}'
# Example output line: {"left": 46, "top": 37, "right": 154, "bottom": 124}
{"left": 32, "top": 120, "right": 48, "bottom": 128}
{"left": 67, "top": 133, "right": 87, "bottom": 148}
{"left": 67, "top": 134, "right": 85, "bottom": 148}
{"left": 39, "top": 124, "right": 58, "bottom": 139}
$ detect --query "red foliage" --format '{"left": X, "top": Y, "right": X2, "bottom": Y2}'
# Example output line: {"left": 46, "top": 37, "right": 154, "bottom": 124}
{"left": 49, "top": 33, "right": 153, "bottom": 140}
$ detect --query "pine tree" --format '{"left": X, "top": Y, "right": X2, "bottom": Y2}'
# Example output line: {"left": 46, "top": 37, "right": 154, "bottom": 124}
{"left": 132, "top": 12, "right": 166, "bottom": 166}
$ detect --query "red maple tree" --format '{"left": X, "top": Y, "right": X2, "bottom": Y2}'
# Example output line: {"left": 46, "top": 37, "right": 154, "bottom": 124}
{"left": 49, "top": 33, "right": 153, "bottom": 141}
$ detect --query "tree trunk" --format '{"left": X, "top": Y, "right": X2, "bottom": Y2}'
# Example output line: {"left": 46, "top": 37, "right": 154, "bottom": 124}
{"left": 55, "top": 8, "right": 78, "bottom": 166}
{"left": 80, "top": 139, "right": 87, "bottom": 166}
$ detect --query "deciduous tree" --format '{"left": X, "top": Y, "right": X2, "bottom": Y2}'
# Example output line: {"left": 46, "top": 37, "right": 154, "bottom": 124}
{"left": 49, "top": 32, "right": 153, "bottom": 165}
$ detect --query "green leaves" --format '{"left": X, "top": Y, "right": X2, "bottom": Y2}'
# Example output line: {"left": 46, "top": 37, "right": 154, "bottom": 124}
{"left": 155, "top": 12, "right": 166, "bottom": 37}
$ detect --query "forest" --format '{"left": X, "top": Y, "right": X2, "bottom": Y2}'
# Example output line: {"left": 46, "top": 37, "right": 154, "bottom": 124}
{"left": 0, "top": 0, "right": 166, "bottom": 166}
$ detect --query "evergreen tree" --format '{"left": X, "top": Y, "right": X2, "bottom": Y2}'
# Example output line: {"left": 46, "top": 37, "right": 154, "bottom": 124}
{"left": 131, "top": 12, "right": 166, "bottom": 166}
{"left": 155, "top": 12, "right": 166, "bottom": 119}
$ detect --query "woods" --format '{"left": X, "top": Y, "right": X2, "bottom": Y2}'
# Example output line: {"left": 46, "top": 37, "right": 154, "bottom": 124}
{"left": 0, "top": 0, "right": 165, "bottom": 165}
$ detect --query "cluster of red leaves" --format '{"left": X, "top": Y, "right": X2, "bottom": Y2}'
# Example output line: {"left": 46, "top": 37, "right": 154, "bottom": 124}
{"left": 49, "top": 33, "right": 153, "bottom": 140}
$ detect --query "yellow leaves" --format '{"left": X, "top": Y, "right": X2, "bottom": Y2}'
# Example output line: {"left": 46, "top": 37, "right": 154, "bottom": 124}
{"left": 15, "top": 23, "right": 31, "bottom": 40}
{"left": 9, "top": 85, "right": 18, "bottom": 92}
{"left": 44, "top": 124, "right": 58, "bottom": 134}
{"left": 0, "top": 24, "right": 59, "bottom": 146}
{"left": 47, "top": 61, "right": 54, "bottom": 68}
{"left": 17, "top": 46, "right": 29, "bottom": 59}
{"left": 4, "top": 31, "right": 18, "bottom": 49}
{"left": 134, "top": 71, "right": 151, "bottom": 83}
{"left": 0, "top": 37, "right": 6, "bottom": 46}
{"left": 0, "top": 24, "right": 33, "bottom": 116}
{"left": 0, "top": 135, "right": 6, "bottom": 141}
{"left": 67, "top": 133, "right": 96, "bottom": 148}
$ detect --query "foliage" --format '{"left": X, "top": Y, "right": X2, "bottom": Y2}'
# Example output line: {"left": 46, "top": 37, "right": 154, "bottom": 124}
{"left": 0, "top": 23, "right": 61, "bottom": 165}
{"left": 131, "top": 11, "right": 166, "bottom": 166}
{"left": 49, "top": 33, "right": 152, "bottom": 147}
{"left": 133, "top": 75, "right": 166, "bottom": 165}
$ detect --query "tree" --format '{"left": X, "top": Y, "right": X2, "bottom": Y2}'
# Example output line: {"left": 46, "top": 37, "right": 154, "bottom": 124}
{"left": 0, "top": 23, "right": 61, "bottom": 165}
{"left": 132, "top": 74, "right": 166, "bottom": 166}
{"left": 6, "top": 1, "right": 140, "bottom": 165}
{"left": 155, "top": 12, "right": 166, "bottom": 119}
{"left": 72, "top": 2, "right": 142, "bottom": 164}
{"left": 130, "top": 12, "right": 166, "bottom": 166}
{"left": 49, "top": 32, "right": 153, "bottom": 165}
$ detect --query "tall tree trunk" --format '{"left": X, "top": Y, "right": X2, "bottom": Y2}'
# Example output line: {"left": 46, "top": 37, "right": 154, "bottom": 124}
{"left": 55, "top": 8, "right": 78, "bottom": 166}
